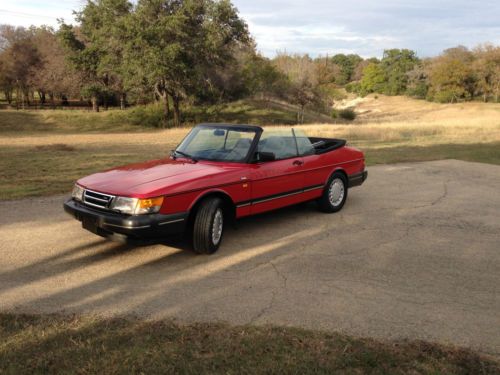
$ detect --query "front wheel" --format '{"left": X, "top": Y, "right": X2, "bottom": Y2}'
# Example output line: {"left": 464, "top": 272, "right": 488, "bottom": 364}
{"left": 192, "top": 197, "right": 225, "bottom": 254}
{"left": 317, "top": 172, "right": 348, "bottom": 213}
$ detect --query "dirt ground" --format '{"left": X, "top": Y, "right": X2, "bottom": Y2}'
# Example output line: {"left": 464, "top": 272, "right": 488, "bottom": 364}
{"left": 0, "top": 160, "right": 499, "bottom": 356}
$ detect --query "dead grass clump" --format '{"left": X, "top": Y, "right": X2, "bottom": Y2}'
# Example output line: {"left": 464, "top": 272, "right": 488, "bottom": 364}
{"left": 35, "top": 144, "right": 76, "bottom": 152}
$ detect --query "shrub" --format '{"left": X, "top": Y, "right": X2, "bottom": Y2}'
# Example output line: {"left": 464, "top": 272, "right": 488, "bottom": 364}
{"left": 338, "top": 108, "right": 357, "bottom": 121}
{"left": 124, "top": 104, "right": 165, "bottom": 127}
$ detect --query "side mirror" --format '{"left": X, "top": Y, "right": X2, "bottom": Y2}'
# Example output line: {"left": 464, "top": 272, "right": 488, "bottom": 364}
{"left": 213, "top": 129, "right": 225, "bottom": 136}
{"left": 255, "top": 151, "right": 276, "bottom": 162}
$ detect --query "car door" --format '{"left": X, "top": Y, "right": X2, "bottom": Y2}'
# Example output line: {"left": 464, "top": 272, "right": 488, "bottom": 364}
{"left": 247, "top": 129, "right": 305, "bottom": 215}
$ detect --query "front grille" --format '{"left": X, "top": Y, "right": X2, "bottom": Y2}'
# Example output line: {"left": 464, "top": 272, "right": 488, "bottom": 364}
{"left": 83, "top": 189, "right": 115, "bottom": 210}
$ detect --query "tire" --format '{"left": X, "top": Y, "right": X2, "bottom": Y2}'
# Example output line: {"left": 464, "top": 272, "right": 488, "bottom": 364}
{"left": 192, "top": 197, "right": 225, "bottom": 254}
{"left": 317, "top": 172, "right": 348, "bottom": 213}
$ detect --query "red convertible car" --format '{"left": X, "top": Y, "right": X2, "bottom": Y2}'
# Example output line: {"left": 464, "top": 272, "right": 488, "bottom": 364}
{"left": 65, "top": 124, "right": 367, "bottom": 254}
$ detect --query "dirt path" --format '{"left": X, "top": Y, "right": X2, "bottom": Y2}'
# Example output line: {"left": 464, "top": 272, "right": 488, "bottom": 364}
{"left": 0, "top": 160, "right": 499, "bottom": 356}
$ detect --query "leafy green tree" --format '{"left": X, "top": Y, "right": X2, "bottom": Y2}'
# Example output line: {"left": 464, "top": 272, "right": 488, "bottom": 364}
{"left": 380, "top": 49, "right": 419, "bottom": 95}
{"left": 59, "top": 0, "right": 132, "bottom": 112}
{"left": 330, "top": 54, "right": 363, "bottom": 85}
{"left": 240, "top": 52, "right": 288, "bottom": 100}
{"left": 124, "top": 0, "right": 249, "bottom": 126}
{"left": 77, "top": 0, "right": 133, "bottom": 109}
{"left": 358, "top": 63, "right": 386, "bottom": 96}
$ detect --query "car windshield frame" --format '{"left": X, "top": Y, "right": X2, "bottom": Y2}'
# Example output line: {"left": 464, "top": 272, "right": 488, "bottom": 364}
{"left": 175, "top": 124, "right": 262, "bottom": 164}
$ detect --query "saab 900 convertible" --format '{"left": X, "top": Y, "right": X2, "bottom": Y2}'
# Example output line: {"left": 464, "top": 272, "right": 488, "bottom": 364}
{"left": 64, "top": 124, "right": 367, "bottom": 254}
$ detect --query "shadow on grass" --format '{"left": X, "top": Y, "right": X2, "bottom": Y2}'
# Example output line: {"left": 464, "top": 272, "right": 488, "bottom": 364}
{"left": 1, "top": 313, "right": 498, "bottom": 374}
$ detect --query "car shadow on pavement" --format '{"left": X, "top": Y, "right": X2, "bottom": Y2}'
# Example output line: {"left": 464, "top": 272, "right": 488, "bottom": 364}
{"left": 1, "top": 200, "right": 328, "bottom": 316}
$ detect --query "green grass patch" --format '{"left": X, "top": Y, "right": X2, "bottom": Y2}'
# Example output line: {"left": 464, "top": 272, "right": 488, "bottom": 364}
{"left": 185, "top": 99, "right": 331, "bottom": 125}
{"left": 364, "top": 142, "right": 500, "bottom": 166}
{"left": 0, "top": 100, "right": 331, "bottom": 135}
{"left": 0, "top": 143, "right": 172, "bottom": 200}
{"left": 0, "top": 314, "right": 497, "bottom": 374}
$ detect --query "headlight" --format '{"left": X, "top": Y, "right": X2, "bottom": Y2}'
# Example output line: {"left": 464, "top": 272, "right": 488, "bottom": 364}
{"left": 110, "top": 196, "right": 164, "bottom": 215}
{"left": 72, "top": 184, "right": 85, "bottom": 201}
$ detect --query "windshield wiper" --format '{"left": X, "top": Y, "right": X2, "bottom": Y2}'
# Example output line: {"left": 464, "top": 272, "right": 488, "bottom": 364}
{"left": 171, "top": 150, "right": 198, "bottom": 162}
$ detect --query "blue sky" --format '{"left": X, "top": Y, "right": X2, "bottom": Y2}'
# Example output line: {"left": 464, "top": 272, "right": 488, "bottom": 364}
{"left": 1, "top": 0, "right": 499, "bottom": 58}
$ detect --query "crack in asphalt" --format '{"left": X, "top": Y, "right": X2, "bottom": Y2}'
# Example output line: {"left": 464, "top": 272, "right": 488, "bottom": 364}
{"left": 249, "top": 261, "right": 288, "bottom": 323}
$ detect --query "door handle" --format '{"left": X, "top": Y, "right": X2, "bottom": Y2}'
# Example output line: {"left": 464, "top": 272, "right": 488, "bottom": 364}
{"left": 293, "top": 160, "right": 304, "bottom": 166}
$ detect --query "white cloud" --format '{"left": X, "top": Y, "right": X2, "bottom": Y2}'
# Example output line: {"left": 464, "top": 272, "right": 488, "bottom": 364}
{"left": 234, "top": 0, "right": 500, "bottom": 57}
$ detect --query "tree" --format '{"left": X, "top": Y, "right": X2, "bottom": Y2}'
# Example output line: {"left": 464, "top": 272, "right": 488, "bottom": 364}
{"left": 352, "top": 58, "right": 378, "bottom": 82}
{"left": 274, "top": 53, "right": 325, "bottom": 123}
{"left": 426, "top": 46, "right": 476, "bottom": 103}
{"left": 330, "top": 53, "right": 363, "bottom": 85}
{"left": 473, "top": 44, "right": 500, "bottom": 102}
{"left": 0, "top": 26, "right": 40, "bottom": 109}
{"left": 379, "top": 49, "right": 419, "bottom": 95}
{"left": 76, "top": 0, "right": 132, "bottom": 110}
{"left": 125, "top": 0, "right": 250, "bottom": 126}
{"left": 358, "top": 63, "right": 386, "bottom": 96}
{"left": 27, "top": 26, "right": 83, "bottom": 108}
{"left": 59, "top": 0, "right": 132, "bottom": 112}
{"left": 405, "top": 62, "right": 429, "bottom": 99}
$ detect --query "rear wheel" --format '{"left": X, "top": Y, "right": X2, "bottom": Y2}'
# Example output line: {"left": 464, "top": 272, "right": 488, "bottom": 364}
{"left": 192, "top": 197, "right": 225, "bottom": 254}
{"left": 317, "top": 172, "right": 348, "bottom": 213}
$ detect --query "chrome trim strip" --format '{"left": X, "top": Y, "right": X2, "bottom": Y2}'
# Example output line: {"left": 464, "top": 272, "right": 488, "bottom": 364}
{"left": 158, "top": 218, "right": 185, "bottom": 226}
{"left": 104, "top": 223, "right": 151, "bottom": 230}
{"left": 236, "top": 184, "right": 324, "bottom": 207}
{"left": 84, "top": 195, "right": 109, "bottom": 203}
{"left": 254, "top": 190, "right": 302, "bottom": 204}
{"left": 236, "top": 203, "right": 251, "bottom": 208}
{"left": 82, "top": 200, "right": 110, "bottom": 209}
{"left": 303, "top": 185, "right": 324, "bottom": 192}
{"left": 83, "top": 188, "right": 115, "bottom": 210}
{"left": 84, "top": 189, "right": 115, "bottom": 199}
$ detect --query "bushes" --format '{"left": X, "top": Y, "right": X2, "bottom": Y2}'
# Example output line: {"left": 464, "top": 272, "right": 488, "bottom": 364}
{"left": 124, "top": 104, "right": 165, "bottom": 127}
{"left": 332, "top": 108, "right": 357, "bottom": 121}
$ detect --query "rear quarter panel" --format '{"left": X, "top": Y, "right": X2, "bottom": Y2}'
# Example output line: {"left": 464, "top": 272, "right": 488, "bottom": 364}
{"left": 303, "top": 146, "right": 365, "bottom": 189}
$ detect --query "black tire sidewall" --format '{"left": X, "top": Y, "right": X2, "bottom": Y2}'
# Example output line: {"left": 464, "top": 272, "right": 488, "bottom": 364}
{"left": 193, "top": 197, "right": 224, "bottom": 254}
{"left": 319, "top": 172, "right": 348, "bottom": 213}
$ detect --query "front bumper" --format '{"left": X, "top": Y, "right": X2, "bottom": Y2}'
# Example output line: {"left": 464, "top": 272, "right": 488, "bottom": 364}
{"left": 64, "top": 199, "right": 188, "bottom": 239}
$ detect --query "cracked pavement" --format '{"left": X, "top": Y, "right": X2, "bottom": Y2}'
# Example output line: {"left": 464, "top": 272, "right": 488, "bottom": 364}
{"left": 0, "top": 160, "right": 499, "bottom": 356}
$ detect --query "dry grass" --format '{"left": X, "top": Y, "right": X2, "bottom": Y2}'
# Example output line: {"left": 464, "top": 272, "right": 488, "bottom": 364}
{"left": 1, "top": 96, "right": 499, "bottom": 200}
{"left": 298, "top": 95, "right": 500, "bottom": 148}
{"left": 1, "top": 314, "right": 498, "bottom": 374}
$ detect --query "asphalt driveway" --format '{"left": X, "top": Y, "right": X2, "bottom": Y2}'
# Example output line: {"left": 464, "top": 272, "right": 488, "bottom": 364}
{"left": 0, "top": 160, "right": 499, "bottom": 356}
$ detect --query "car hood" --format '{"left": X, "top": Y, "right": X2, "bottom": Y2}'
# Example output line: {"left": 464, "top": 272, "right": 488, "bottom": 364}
{"left": 77, "top": 158, "right": 245, "bottom": 198}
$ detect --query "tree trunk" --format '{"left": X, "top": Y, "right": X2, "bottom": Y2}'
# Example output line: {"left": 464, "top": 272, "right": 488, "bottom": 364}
{"left": 21, "top": 90, "right": 26, "bottom": 110}
{"left": 91, "top": 96, "right": 99, "bottom": 112}
{"left": 163, "top": 95, "right": 170, "bottom": 127}
{"left": 38, "top": 91, "right": 46, "bottom": 105}
{"left": 49, "top": 93, "right": 56, "bottom": 109}
{"left": 4, "top": 91, "right": 12, "bottom": 105}
{"left": 173, "top": 96, "right": 181, "bottom": 127}
{"left": 120, "top": 93, "right": 126, "bottom": 110}
{"left": 15, "top": 88, "right": 20, "bottom": 110}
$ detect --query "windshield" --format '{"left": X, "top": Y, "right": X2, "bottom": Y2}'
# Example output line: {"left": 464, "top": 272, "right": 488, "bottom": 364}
{"left": 176, "top": 125, "right": 258, "bottom": 162}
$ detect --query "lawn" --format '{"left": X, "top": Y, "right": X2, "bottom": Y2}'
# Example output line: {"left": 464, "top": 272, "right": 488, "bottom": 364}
{"left": 0, "top": 314, "right": 498, "bottom": 374}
